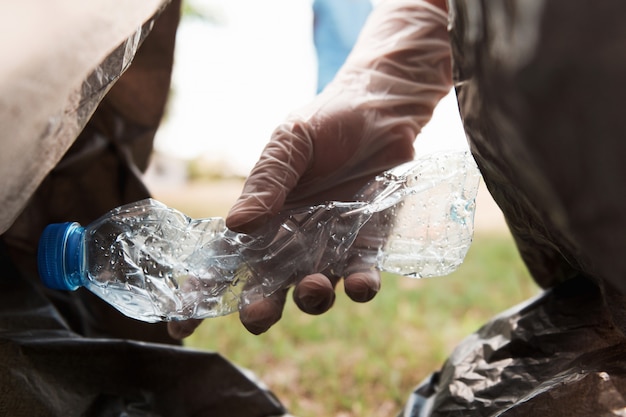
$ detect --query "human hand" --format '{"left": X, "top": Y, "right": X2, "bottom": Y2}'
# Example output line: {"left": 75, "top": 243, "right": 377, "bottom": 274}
{"left": 168, "top": 0, "right": 452, "bottom": 338}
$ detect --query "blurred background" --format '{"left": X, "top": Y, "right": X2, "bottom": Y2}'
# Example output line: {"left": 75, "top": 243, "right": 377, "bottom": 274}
{"left": 145, "top": 0, "right": 469, "bottom": 186}
{"left": 143, "top": 1, "right": 538, "bottom": 416}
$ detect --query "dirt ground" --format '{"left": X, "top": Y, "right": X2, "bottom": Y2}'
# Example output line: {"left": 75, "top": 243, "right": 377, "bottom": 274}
{"left": 148, "top": 178, "right": 509, "bottom": 235}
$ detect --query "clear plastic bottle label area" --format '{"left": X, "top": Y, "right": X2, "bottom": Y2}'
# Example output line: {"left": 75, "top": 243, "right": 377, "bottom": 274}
{"left": 38, "top": 151, "right": 481, "bottom": 322}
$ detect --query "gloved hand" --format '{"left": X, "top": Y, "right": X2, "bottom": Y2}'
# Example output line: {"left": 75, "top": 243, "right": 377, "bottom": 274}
{"left": 167, "top": 0, "right": 452, "bottom": 339}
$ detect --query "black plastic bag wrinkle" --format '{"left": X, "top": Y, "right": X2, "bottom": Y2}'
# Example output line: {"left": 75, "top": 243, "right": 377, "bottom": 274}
{"left": 401, "top": 278, "right": 626, "bottom": 416}
{"left": 452, "top": 0, "right": 626, "bottom": 297}
{"left": 400, "top": 0, "right": 626, "bottom": 415}
{"left": 4, "top": 337, "right": 288, "bottom": 417}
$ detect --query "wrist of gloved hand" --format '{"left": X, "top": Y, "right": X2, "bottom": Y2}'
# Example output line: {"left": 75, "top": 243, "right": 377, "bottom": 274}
{"left": 334, "top": 0, "right": 452, "bottom": 122}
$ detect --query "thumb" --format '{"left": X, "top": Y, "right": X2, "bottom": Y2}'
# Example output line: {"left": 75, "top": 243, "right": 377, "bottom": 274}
{"left": 226, "top": 122, "right": 312, "bottom": 233}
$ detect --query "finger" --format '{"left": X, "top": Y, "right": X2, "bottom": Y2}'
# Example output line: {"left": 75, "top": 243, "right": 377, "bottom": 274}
{"left": 167, "top": 319, "right": 203, "bottom": 340}
{"left": 340, "top": 206, "right": 386, "bottom": 303}
{"left": 344, "top": 269, "right": 381, "bottom": 303}
{"left": 226, "top": 123, "right": 312, "bottom": 234}
{"left": 292, "top": 273, "right": 338, "bottom": 315}
{"left": 239, "top": 288, "right": 289, "bottom": 335}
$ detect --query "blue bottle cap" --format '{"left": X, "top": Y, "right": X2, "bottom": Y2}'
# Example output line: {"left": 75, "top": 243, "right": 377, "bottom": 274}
{"left": 37, "top": 222, "right": 85, "bottom": 291}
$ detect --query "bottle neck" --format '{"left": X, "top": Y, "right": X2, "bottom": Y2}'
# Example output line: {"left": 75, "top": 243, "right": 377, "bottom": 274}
{"left": 62, "top": 223, "right": 86, "bottom": 290}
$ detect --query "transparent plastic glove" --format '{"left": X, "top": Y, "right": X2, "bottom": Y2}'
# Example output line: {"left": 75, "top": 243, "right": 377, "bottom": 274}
{"left": 169, "top": 0, "right": 452, "bottom": 337}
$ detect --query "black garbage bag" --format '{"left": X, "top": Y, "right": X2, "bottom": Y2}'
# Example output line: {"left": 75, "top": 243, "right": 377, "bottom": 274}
{"left": 401, "top": 276, "right": 626, "bottom": 416}
{"left": 0, "top": 242, "right": 287, "bottom": 417}
{"left": 0, "top": 1, "right": 289, "bottom": 415}
{"left": 402, "top": 0, "right": 626, "bottom": 415}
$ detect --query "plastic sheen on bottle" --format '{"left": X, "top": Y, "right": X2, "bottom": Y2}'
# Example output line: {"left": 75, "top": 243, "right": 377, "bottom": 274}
{"left": 37, "top": 151, "right": 481, "bottom": 323}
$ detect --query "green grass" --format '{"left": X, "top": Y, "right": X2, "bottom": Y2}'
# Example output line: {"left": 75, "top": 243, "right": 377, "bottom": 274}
{"left": 184, "top": 232, "right": 538, "bottom": 417}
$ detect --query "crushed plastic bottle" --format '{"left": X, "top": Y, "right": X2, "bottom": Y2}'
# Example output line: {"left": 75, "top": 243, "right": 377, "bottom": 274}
{"left": 37, "top": 151, "right": 481, "bottom": 322}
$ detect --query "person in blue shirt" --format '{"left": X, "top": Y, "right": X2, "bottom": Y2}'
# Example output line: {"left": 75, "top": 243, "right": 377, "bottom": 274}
{"left": 313, "top": 0, "right": 372, "bottom": 93}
